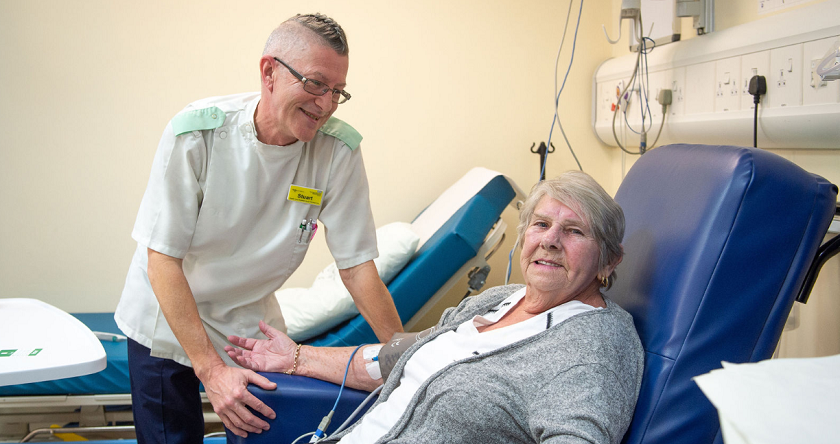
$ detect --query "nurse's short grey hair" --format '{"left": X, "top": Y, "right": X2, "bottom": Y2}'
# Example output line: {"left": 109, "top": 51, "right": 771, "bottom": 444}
{"left": 264, "top": 13, "right": 349, "bottom": 57}
{"left": 516, "top": 171, "right": 625, "bottom": 290}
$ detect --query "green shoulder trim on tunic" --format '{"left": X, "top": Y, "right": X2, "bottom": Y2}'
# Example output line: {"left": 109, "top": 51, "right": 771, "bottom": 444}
{"left": 171, "top": 106, "right": 226, "bottom": 136}
{"left": 318, "top": 117, "right": 362, "bottom": 150}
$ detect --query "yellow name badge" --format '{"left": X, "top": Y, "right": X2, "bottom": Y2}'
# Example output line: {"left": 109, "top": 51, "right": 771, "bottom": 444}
{"left": 288, "top": 185, "right": 323, "bottom": 206}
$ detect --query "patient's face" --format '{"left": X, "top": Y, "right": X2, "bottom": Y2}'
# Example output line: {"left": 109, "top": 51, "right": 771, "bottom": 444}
{"left": 520, "top": 196, "right": 602, "bottom": 304}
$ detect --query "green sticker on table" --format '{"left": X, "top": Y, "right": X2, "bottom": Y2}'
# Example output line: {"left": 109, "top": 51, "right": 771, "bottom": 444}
{"left": 29, "top": 348, "right": 42, "bottom": 356}
{"left": 0, "top": 349, "right": 17, "bottom": 357}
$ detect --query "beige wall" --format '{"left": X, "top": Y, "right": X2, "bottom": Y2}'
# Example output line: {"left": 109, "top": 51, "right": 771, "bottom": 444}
{"left": 0, "top": 0, "right": 619, "bottom": 312}
{"left": 1, "top": 1, "right": 837, "bottom": 356}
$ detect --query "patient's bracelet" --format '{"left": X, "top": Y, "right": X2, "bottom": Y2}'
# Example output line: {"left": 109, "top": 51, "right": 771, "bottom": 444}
{"left": 284, "top": 343, "right": 302, "bottom": 375}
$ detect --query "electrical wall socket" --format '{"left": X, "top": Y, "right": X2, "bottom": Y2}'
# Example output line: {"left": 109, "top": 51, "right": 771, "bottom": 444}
{"left": 647, "top": 70, "right": 666, "bottom": 123}
{"left": 740, "top": 51, "right": 770, "bottom": 110}
{"left": 767, "top": 44, "right": 803, "bottom": 108}
{"left": 715, "top": 56, "right": 741, "bottom": 112}
{"left": 597, "top": 82, "right": 615, "bottom": 124}
{"left": 591, "top": 0, "right": 840, "bottom": 149}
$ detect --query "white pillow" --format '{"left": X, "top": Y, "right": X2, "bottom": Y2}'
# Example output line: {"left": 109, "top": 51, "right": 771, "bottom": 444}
{"left": 277, "top": 222, "right": 420, "bottom": 342}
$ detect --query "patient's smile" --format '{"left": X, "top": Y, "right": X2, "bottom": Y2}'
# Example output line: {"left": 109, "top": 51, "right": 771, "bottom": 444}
{"left": 535, "top": 260, "right": 561, "bottom": 267}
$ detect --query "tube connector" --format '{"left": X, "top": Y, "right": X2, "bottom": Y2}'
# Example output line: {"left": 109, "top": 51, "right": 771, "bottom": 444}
{"left": 309, "top": 411, "right": 334, "bottom": 443}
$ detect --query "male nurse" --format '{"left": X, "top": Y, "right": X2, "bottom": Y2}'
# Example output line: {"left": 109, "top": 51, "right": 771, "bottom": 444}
{"left": 115, "top": 13, "right": 403, "bottom": 442}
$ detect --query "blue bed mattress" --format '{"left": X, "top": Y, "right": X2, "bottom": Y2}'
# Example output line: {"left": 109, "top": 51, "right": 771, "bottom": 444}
{"left": 0, "top": 313, "right": 129, "bottom": 396}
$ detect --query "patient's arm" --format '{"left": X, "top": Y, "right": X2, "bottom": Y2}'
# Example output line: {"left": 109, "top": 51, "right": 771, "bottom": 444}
{"left": 226, "top": 321, "right": 384, "bottom": 392}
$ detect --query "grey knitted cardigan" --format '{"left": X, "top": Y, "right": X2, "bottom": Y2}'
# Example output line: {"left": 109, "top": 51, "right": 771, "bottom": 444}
{"left": 327, "top": 284, "right": 644, "bottom": 443}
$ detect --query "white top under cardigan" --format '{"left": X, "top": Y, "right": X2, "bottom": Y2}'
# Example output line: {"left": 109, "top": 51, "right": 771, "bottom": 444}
{"left": 341, "top": 287, "right": 600, "bottom": 443}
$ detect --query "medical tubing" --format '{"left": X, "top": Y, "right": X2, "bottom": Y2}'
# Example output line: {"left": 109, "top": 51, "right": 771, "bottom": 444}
{"left": 621, "top": 37, "right": 655, "bottom": 136}
{"left": 545, "top": 0, "right": 585, "bottom": 180}
{"left": 546, "top": 0, "right": 574, "bottom": 178}
{"left": 553, "top": 116, "right": 583, "bottom": 171}
{"left": 334, "top": 344, "right": 365, "bottom": 410}
{"left": 292, "top": 432, "right": 316, "bottom": 444}
{"left": 517, "top": 0, "right": 582, "bottom": 286}
{"left": 327, "top": 384, "right": 385, "bottom": 438}
{"left": 310, "top": 412, "right": 334, "bottom": 442}
{"left": 553, "top": 0, "right": 576, "bottom": 95}
{"left": 648, "top": 108, "right": 666, "bottom": 150}
{"left": 306, "top": 343, "right": 366, "bottom": 442}
{"left": 612, "top": 48, "right": 643, "bottom": 155}
{"left": 639, "top": 37, "right": 654, "bottom": 133}
{"left": 505, "top": 246, "right": 515, "bottom": 284}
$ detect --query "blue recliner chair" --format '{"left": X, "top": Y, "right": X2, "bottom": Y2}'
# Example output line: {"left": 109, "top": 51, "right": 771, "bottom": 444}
{"left": 607, "top": 144, "right": 837, "bottom": 444}
{"left": 237, "top": 144, "right": 837, "bottom": 444}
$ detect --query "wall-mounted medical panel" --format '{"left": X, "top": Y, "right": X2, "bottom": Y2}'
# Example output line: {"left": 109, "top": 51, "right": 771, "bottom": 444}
{"left": 592, "top": 0, "right": 840, "bottom": 149}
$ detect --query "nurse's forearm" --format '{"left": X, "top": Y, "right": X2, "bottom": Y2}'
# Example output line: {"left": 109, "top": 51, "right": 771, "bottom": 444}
{"left": 146, "top": 248, "right": 225, "bottom": 378}
{"left": 340, "top": 261, "right": 403, "bottom": 342}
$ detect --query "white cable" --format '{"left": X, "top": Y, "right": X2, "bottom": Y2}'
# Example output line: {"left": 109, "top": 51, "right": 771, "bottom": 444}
{"left": 326, "top": 385, "right": 385, "bottom": 439}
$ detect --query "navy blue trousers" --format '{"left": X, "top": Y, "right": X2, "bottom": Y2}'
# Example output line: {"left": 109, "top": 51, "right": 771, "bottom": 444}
{"left": 127, "top": 338, "right": 205, "bottom": 444}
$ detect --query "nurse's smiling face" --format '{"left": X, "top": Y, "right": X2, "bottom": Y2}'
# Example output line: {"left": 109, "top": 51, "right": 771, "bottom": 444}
{"left": 519, "top": 196, "right": 605, "bottom": 306}
{"left": 257, "top": 39, "right": 348, "bottom": 146}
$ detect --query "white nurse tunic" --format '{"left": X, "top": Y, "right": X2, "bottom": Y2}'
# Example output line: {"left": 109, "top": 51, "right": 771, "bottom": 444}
{"left": 115, "top": 92, "right": 377, "bottom": 367}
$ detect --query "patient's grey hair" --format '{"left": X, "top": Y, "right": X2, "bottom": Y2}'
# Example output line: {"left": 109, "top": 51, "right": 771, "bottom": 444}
{"left": 263, "top": 13, "right": 349, "bottom": 58}
{"left": 516, "top": 171, "right": 625, "bottom": 290}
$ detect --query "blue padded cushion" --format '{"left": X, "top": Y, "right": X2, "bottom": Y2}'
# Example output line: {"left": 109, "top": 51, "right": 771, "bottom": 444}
{"left": 306, "top": 175, "right": 515, "bottom": 347}
{"left": 0, "top": 313, "right": 130, "bottom": 396}
{"left": 67, "top": 438, "right": 226, "bottom": 444}
{"left": 607, "top": 144, "right": 836, "bottom": 444}
{"left": 227, "top": 373, "right": 374, "bottom": 444}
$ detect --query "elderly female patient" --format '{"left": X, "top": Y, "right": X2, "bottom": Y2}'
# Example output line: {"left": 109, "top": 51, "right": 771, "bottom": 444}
{"left": 226, "top": 171, "right": 644, "bottom": 443}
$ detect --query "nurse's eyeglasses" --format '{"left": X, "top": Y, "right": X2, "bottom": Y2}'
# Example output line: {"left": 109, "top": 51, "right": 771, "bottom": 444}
{"left": 273, "top": 57, "right": 351, "bottom": 104}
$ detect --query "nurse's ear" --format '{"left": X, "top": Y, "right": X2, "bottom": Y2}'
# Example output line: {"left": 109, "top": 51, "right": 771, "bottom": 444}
{"left": 259, "top": 56, "right": 276, "bottom": 92}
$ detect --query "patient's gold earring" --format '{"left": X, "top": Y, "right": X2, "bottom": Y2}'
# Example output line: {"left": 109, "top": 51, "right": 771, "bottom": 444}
{"left": 600, "top": 276, "right": 609, "bottom": 288}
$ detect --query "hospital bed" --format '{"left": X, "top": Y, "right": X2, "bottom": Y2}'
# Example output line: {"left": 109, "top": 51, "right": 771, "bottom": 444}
{"left": 0, "top": 166, "right": 523, "bottom": 442}
{"left": 232, "top": 144, "right": 838, "bottom": 444}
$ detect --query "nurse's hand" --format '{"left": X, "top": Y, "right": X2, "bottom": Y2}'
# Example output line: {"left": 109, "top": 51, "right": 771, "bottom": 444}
{"left": 226, "top": 320, "right": 297, "bottom": 372}
{"left": 201, "top": 363, "right": 277, "bottom": 438}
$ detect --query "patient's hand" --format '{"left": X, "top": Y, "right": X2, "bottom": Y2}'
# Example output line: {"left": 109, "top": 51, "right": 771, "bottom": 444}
{"left": 226, "top": 320, "right": 297, "bottom": 373}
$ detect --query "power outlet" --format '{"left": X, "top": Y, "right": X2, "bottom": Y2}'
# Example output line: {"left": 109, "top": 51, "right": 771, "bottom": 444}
{"left": 715, "top": 56, "right": 741, "bottom": 112}
{"left": 740, "top": 51, "right": 770, "bottom": 110}
{"left": 647, "top": 71, "right": 666, "bottom": 123}
{"left": 767, "top": 44, "right": 803, "bottom": 108}
{"left": 597, "top": 82, "right": 615, "bottom": 124}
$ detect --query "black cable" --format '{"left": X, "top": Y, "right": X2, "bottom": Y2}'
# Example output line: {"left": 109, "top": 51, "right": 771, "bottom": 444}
{"left": 748, "top": 75, "right": 767, "bottom": 148}
{"left": 753, "top": 100, "right": 759, "bottom": 148}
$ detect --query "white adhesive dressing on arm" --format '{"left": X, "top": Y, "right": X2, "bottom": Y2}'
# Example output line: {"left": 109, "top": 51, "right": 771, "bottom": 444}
{"left": 363, "top": 344, "right": 384, "bottom": 380}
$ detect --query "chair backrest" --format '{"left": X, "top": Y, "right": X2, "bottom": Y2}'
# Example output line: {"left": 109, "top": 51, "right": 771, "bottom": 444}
{"left": 606, "top": 144, "right": 837, "bottom": 444}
